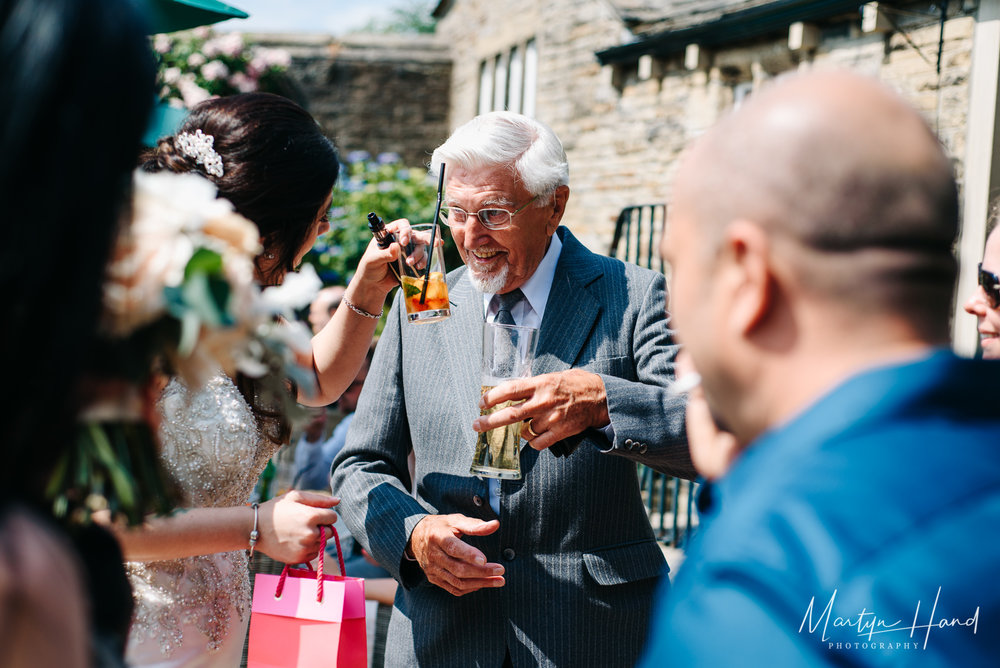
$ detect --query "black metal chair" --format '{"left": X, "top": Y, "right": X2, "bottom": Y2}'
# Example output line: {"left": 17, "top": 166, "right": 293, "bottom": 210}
{"left": 609, "top": 203, "right": 698, "bottom": 548}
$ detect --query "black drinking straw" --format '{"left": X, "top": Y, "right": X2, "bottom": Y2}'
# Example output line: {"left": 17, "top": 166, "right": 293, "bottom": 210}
{"left": 419, "top": 163, "right": 446, "bottom": 305}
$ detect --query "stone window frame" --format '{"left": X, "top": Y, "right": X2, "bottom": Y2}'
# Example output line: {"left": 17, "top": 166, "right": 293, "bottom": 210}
{"left": 477, "top": 38, "right": 538, "bottom": 116}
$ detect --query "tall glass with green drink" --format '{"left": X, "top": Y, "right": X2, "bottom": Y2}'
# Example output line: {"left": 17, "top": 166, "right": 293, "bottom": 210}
{"left": 470, "top": 321, "right": 539, "bottom": 479}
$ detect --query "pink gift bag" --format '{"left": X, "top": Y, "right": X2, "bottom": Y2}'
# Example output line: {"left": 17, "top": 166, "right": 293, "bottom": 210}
{"left": 248, "top": 526, "right": 367, "bottom": 668}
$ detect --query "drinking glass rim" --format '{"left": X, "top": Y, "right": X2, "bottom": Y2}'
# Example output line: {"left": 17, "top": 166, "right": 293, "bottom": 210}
{"left": 485, "top": 321, "right": 539, "bottom": 334}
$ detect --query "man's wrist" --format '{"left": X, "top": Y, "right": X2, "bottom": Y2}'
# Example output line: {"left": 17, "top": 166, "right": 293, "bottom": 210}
{"left": 590, "top": 372, "right": 611, "bottom": 428}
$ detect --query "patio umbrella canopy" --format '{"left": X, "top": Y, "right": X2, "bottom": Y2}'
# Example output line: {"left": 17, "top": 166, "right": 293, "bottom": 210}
{"left": 136, "top": 0, "right": 248, "bottom": 35}
{"left": 135, "top": 0, "right": 249, "bottom": 145}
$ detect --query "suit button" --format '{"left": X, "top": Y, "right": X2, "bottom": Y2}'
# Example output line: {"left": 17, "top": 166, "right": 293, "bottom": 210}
{"left": 473, "top": 495, "right": 484, "bottom": 507}
{"left": 624, "top": 438, "right": 635, "bottom": 450}
{"left": 638, "top": 443, "right": 648, "bottom": 454}
{"left": 502, "top": 548, "right": 516, "bottom": 561}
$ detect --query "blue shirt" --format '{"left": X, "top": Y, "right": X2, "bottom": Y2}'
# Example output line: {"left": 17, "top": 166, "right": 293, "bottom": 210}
{"left": 294, "top": 413, "right": 354, "bottom": 492}
{"left": 640, "top": 350, "right": 1000, "bottom": 666}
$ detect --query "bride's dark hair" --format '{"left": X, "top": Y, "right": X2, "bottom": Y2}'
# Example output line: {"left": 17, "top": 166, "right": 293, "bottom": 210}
{"left": 142, "top": 93, "right": 340, "bottom": 286}
{"left": 141, "top": 93, "right": 340, "bottom": 445}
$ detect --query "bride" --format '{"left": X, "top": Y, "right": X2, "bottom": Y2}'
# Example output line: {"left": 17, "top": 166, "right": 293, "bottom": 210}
{"left": 102, "top": 93, "right": 410, "bottom": 667}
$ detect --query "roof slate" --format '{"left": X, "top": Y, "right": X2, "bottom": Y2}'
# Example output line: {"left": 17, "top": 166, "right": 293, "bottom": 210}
{"left": 613, "top": 1, "right": 783, "bottom": 36}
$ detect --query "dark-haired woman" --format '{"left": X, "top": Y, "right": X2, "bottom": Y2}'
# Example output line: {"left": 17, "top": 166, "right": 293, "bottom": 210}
{"left": 1, "top": 0, "right": 156, "bottom": 664}
{"left": 112, "top": 93, "right": 408, "bottom": 666}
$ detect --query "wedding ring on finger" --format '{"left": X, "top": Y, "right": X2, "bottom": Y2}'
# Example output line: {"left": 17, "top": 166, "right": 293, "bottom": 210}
{"left": 524, "top": 418, "right": 540, "bottom": 439}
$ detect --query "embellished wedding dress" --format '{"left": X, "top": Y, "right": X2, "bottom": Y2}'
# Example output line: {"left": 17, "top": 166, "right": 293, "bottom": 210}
{"left": 125, "top": 374, "right": 279, "bottom": 667}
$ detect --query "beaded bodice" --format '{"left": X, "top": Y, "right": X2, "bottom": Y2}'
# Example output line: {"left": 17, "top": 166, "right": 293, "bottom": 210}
{"left": 126, "top": 374, "right": 279, "bottom": 660}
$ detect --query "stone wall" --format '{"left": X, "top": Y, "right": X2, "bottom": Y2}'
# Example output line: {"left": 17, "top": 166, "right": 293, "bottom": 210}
{"left": 252, "top": 32, "right": 452, "bottom": 169}
{"left": 435, "top": 1, "right": 977, "bottom": 254}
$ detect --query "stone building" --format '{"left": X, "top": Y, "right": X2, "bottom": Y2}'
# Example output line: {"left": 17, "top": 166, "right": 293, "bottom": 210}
{"left": 431, "top": 0, "right": 1000, "bottom": 350}
{"left": 253, "top": 31, "right": 452, "bottom": 169}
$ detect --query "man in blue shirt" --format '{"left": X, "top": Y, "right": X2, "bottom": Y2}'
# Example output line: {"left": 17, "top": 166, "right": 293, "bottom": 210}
{"left": 642, "top": 71, "right": 1000, "bottom": 665}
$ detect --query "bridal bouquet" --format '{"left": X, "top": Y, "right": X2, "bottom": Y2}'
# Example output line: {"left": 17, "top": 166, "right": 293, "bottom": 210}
{"left": 48, "top": 170, "right": 319, "bottom": 524}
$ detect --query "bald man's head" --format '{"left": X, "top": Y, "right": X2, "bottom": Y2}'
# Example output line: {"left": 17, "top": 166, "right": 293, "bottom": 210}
{"left": 677, "top": 71, "right": 957, "bottom": 338}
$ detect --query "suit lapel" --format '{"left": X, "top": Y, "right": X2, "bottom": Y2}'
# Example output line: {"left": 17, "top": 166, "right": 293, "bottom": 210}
{"left": 535, "top": 229, "right": 603, "bottom": 374}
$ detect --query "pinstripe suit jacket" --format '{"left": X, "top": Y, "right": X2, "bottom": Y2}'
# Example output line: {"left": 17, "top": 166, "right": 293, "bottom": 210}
{"left": 331, "top": 227, "right": 692, "bottom": 667}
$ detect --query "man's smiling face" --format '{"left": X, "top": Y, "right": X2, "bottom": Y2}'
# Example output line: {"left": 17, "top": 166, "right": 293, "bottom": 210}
{"left": 445, "top": 165, "right": 559, "bottom": 294}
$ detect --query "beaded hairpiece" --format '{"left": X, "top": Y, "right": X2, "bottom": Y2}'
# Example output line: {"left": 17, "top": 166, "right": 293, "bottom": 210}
{"left": 175, "top": 129, "right": 224, "bottom": 178}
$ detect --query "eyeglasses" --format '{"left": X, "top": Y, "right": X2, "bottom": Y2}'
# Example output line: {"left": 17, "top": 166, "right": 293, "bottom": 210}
{"left": 438, "top": 195, "right": 539, "bottom": 231}
{"left": 979, "top": 263, "right": 1000, "bottom": 309}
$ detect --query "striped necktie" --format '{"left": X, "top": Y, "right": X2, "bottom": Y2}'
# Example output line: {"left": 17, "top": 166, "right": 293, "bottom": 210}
{"left": 493, "top": 289, "right": 524, "bottom": 325}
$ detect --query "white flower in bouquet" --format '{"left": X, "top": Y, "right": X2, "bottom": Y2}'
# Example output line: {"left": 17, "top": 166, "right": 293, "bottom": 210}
{"left": 102, "top": 168, "right": 320, "bottom": 390}
{"left": 103, "top": 169, "right": 259, "bottom": 337}
{"left": 259, "top": 262, "right": 323, "bottom": 317}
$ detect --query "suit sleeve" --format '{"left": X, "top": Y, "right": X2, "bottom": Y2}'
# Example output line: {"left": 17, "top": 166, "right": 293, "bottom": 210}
{"left": 329, "top": 292, "right": 429, "bottom": 586}
{"left": 599, "top": 272, "right": 695, "bottom": 479}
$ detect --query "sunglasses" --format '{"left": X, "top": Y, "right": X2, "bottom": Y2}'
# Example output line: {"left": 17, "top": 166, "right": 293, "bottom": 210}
{"left": 978, "top": 263, "right": 1000, "bottom": 309}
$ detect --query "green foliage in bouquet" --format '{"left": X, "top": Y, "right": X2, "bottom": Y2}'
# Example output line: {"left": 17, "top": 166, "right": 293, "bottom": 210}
{"left": 151, "top": 27, "right": 293, "bottom": 109}
{"left": 48, "top": 170, "right": 321, "bottom": 526}
{"left": 49, "top": 242, "right": 239, "bottom": 525}
{"left": 302, "top": 151, "right": 461, "bottom": 286}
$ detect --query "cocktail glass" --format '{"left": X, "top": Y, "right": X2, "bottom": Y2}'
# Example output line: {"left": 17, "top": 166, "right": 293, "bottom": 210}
{"left": 470, "top": 321, "right": 539, "bottom": 479}
{"left": 399, "top": 223, "right": 450, "bottom": 323}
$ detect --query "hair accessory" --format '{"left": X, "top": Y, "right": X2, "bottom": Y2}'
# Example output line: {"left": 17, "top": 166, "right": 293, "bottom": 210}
{"left": 342, "top": 297, "right": 383, "bottom": 320}
{"left": 176, "top": 129, "right": 224, "bottom": 177}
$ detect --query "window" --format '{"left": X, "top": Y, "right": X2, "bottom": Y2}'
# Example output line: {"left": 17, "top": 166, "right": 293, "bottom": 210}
{"left": 493, "top": 52, "right": 508, "bottom": 111}
{"left": 478, "top": 60, "right": 494, "bottom": 115}
{"left": 508, "top": 45, "right": 523, "bottom": 113}
{"left": 477, "top": 38, "right": 537, "bottom": 116}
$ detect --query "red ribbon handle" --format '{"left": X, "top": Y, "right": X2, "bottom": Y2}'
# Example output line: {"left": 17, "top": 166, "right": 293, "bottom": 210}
{"left": 273, "top": 524, "right": 344, "bottom": 603}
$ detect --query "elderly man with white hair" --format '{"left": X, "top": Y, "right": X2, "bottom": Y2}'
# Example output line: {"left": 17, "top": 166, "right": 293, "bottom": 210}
{"left": 332, "top": 111, "right": 692, "bottom": 667}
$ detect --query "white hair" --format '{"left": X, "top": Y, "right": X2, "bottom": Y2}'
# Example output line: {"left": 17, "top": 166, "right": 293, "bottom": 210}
{"left": 429, "top": 111, "right": 569, "bottom": 202}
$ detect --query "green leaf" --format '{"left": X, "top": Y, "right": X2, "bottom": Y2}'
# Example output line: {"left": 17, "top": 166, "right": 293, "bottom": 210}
{"left": 166, "top": 271, "right": 233, "bottom": 333}
{"left": 402, "top": 281, "right": 421, "bottom": 298}
{"left": 45, "top": 451, "right": 70, "bottom": 499}
{"left": 184, "top": 247, "right": 224, "bottom": 280}
{"left": 89, "top": 425, "right": 137, "bottom": 510}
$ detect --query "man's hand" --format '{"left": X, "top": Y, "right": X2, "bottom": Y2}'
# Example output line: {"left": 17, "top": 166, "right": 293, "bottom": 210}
{"left": 472, "top": 369, "right": 610, "bottom": 451}
{"left": 407, "top": 514, "right": 504, "bottom": 596}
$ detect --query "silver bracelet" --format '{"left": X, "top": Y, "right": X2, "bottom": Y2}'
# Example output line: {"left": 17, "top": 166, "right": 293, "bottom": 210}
{"left": 342, "top": 296, "right": 383, "bottom": 320}
{"left": 248, "top": 502, "right": 260, "bottom": 558}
